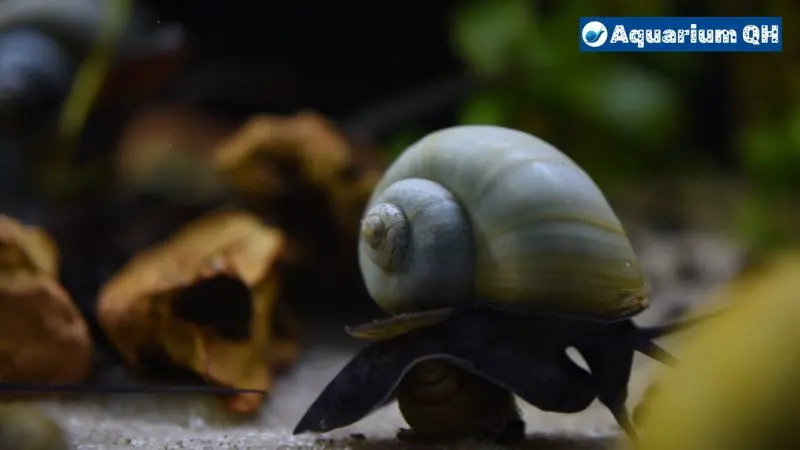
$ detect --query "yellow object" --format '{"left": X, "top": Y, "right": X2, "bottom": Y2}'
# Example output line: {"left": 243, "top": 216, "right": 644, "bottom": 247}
{"left": 632, "top": 250, "right": 800, "bottom": 450}
{"left": 0, "top": 404, "right": 68, "bottom": 450}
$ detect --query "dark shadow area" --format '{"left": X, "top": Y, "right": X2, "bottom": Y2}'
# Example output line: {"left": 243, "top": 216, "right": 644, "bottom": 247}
{"left": 317, "top": 433, "right": 615, "bottom": 450}
{"left": 171, "top": 274, "right": 254, "bottom": 342}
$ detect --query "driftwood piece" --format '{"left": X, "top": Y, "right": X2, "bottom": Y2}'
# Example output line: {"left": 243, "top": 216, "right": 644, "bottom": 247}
{"left": 97, "top": 209, "right": 298, "bottom": 414}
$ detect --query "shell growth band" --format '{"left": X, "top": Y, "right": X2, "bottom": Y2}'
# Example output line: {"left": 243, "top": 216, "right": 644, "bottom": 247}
{"left": 579, "top": 17, "right": 782, "bottom": 52}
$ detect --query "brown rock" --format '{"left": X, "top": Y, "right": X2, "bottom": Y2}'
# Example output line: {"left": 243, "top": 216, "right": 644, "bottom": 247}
{"left": 0, "top": 215, "right": 92, "bottom": 385}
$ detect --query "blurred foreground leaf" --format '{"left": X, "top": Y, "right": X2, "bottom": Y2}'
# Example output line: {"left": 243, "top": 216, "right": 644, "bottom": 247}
{"left": 632, "top": 250, "right": 800, "bottom": 450}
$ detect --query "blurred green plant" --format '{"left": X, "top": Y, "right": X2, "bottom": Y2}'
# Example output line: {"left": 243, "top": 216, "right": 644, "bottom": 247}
{"left": 38, "top": 0, "right": 133, "bottom": 199}
{"left": 450, "top": 0, "right": 689, "bottom": 184}
{"left": 736, "top": 103, "right": 800, "bottom": 251}
{"left": 443, "top": 0, "right": 800, "bottom": 254}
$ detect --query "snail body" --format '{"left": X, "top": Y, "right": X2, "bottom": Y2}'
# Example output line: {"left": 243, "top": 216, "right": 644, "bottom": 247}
{"left": 295, "top": 125, "right": 703, "bottom": 443}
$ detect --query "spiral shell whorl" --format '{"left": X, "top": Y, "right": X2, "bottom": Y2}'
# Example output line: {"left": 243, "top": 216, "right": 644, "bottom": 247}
{"left": 401, "top": 360, "right": 461, "bottom": 404}
{"left": 360, "top": 203, "right": 410, "bottom": 270}
{"left": 397, "top": 360, "right": 520, "bottom": 437}
{"left": 358, "top": 178, "right": 475, "bottom": 314}
{"left": 360, "top": 125, "right": 648, "bottom": 319}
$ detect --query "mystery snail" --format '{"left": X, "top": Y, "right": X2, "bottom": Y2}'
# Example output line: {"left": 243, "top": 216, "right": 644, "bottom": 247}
{"left": 293, "top": 125, "right": 710, "bottom": 443}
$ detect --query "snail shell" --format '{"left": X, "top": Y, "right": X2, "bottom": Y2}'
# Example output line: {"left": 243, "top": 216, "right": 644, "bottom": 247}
{"left": 358, "top": 125, "right": 648, "bottom": 320}
{"left": 397, "top": 359, "right": 522, "bottom": 439}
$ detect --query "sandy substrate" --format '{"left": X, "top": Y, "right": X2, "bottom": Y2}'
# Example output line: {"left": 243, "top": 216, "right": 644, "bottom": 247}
{"left": 17, "top": 232, "right": 743, "bottom": 449}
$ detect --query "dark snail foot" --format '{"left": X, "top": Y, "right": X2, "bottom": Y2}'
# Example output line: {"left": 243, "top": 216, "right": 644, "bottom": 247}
{"left": 293, "top": 306, "right": 712, "bottom": 437}
{"left": 293, "top": 307, "right": 595, "bottom": 435}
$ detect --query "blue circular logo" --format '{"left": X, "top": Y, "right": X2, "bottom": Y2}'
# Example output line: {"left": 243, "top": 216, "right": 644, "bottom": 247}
{"left": 582, "top": 21, "right": 608, "bottom": 47}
